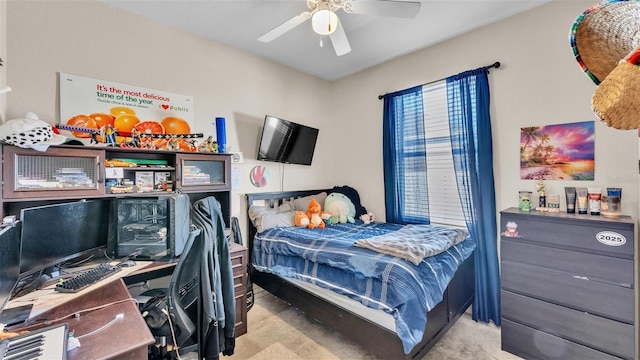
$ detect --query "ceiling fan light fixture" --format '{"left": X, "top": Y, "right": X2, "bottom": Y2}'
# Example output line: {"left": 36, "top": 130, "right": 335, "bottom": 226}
{"left": 311, "top": 9, "right": 338, "bottom": 36}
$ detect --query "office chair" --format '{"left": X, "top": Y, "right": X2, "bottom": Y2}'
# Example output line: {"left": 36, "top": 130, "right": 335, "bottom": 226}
{"left": 142, "top": 226, "right": 205, "bottom": 359}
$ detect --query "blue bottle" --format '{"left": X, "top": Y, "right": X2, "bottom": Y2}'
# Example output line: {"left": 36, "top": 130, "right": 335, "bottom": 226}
{"left": 215, "top": 117, "right": 226, "bottom": 153}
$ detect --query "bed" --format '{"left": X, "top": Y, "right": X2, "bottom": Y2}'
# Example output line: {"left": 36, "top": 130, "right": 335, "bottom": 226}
{"left": 246, "top": 189, "right": 476, "bottom": 359}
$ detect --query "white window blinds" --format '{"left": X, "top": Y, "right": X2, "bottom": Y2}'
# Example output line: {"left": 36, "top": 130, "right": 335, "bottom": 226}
{"left": 422, "top": 82, "right": 467, "bottom": 228}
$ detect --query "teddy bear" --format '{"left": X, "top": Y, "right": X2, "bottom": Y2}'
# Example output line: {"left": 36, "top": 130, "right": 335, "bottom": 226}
{"left": 294, "top": 211, "right": 310, "bottom": 227}
{"left": 306, "top": 198, "right": 325, "bottom": 229}
{"left": 360, "top": 212, "right": 375, "bottom": 225}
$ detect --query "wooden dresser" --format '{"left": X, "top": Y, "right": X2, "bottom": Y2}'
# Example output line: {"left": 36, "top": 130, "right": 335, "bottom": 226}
{"left": 229, "top": 241, "right": 248, "bottom": 336}
{"left": 500, "top": 207, "right": 635, "bottom": 359}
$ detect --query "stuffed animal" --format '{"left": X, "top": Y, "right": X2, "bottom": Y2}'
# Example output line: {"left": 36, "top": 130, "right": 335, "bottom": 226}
{"left": 321, "top": 211, "right": 332, "bottom": 224}
{"left": 294, "top": 211, "right": 310, "bottom": 227}
{"left": 306, "top": 198, "right": 325, "bottom": 229}
{"left": 360, "top": 212, "right": 375, "bottom": 225}
{"left": 324, "top": 193, "right": 356, "bottom": 224}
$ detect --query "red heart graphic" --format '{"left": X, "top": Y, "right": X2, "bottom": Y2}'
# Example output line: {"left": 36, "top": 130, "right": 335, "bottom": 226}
{"left": 161, "top": 104, "right": 169, "bottom": 110}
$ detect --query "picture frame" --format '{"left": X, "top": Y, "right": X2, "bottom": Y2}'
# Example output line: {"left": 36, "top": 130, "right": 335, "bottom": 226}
{"left": 135, "top": 171, "right": 154, "bottom": 192}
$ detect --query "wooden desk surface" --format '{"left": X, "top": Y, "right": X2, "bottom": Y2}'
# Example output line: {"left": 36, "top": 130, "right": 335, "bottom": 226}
{"left": 26, "top": 279, "right": 154, "bottom": 360}
{"left": 6, "top": 261, "right": 152, "bottom": 318}
{"left": 4, "top": 261, "right": 166, "bottom": 360}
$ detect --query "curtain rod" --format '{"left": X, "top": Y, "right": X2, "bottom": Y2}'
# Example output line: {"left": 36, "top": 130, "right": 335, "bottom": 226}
{"left": 377, "top": 61, "right": 501, "bottom": 100}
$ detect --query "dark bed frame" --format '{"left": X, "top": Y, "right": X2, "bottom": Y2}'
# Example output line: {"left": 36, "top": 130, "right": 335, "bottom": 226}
{"left": 246, "top": 189, "right": 475, "bottom": 360}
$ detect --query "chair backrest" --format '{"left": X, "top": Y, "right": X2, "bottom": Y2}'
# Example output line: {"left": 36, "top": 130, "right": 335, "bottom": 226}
{"left": 166, "top": 226, "right": 203, "bottom": 356}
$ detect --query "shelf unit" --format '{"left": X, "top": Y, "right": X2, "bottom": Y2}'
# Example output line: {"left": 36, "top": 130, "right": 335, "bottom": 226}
{"left": 1, "top": 143, "right": 247, "bottom": 336}
{"left": 1, "top": 144, "right": 232, "bottom": 227}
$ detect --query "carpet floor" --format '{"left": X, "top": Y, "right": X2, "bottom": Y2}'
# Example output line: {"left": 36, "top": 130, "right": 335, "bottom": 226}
{"left": 230, "top": 286, "right": 522, "bottom": 360}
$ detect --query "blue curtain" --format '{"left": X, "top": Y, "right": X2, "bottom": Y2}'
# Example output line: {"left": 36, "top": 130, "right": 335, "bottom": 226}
{"left": 446, "top": 68, "right": 500, "bottom": 325}
{"left": 382, "top": 86, "right": 428, "bottom": 224}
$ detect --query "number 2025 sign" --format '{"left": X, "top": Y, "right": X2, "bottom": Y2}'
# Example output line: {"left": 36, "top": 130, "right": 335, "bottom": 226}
{"left": 596, "top": 231, "right": 626, "bottom": 247}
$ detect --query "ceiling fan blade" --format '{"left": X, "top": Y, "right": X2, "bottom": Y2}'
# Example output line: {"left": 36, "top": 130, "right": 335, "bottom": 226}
{"left": 329, "top": 19, "right": 351, "bottom": 56}
{"left": 346, "top": 0, "right": 421, "bottom": 19}
{"left": 258, "top": 12, "right": 311, "bottom": 42}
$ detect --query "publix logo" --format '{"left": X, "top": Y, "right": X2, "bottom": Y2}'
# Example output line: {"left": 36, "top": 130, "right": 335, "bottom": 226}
{"left": 596, "top": 231, "right": 626, "bottom": 247}
{"left": 159, "top": 104, "right": 190, "bottom": 112}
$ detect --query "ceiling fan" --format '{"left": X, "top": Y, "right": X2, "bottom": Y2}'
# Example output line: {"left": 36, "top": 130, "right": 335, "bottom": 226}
{"left": 257, "top": 0, "right": 421, "bottom": 56}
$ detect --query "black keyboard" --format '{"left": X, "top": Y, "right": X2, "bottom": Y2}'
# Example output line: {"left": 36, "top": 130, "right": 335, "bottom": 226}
{"left": 54, "top": 263, "right": 122, "bottom": 293}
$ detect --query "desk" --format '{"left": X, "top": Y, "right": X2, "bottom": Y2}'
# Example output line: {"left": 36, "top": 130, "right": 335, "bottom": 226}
{"left": 5, "top": 262, "right": 157, "bottom": 360}
{"left": 3, "top": 245, "right": 248, "bottom": 359}
{"left": 29, "top": 280, "right": 154, "bottom": 360}
{"left": 7, "top": 261, "right": 153, "bottom": 319}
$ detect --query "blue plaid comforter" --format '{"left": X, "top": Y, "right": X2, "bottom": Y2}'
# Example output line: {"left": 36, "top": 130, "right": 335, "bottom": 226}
{"left": 252, "top": 221, "right": 476, "bottom": 354}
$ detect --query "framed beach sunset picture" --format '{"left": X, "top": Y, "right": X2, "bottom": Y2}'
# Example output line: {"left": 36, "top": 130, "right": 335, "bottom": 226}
{"left": 520, "top": 121, "right": 595, "bottom": 180}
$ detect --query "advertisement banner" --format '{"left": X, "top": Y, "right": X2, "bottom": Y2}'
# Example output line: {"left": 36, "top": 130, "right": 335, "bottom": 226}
{"left": 59, "top": 73, "right": 194, "bottom": 142}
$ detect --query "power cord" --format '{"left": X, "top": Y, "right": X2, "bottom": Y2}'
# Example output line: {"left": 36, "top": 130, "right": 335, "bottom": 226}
{"left": 161, "top": 308, "right": 183, "bottom": 360}
{"left": 76, "top": 313, "right": 124, "bottom": 339}
{"left": 9, "top": 298, "right": 138, "bottom": 332}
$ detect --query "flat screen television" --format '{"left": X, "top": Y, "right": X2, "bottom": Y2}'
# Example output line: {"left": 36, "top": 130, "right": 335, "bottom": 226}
{"left": 19, "top": 199, "right": 111, "bottom": 277}
{"left": 257, "top": 115, "right": 319, "bottom": 166}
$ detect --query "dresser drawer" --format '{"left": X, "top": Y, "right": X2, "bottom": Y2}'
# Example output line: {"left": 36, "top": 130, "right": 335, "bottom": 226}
{"left": 234, "top": 287, "right": 247, "bottom": 336}
{"left": 501, "top": 319, "right": 623, "bottom": 360}
{"left": 501, "top": 261, "right": 634, "bottom": 323}
{"left": 500, "top": 209, "right": 633, "bottom": 258}
{"left": 233, "top": 272, "right": 246, "bottom": 292}
{"left": 502, "top": 291, "right": 634, "bottom": 359}
{"left": 501, "top": 240, "right": 634, "bottom": 287}
{"left": 230, "top": 252, "right": 245, "bottom": 272}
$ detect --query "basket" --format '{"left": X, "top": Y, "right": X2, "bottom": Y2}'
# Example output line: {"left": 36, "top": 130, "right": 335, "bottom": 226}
{"left": 570, "top": 0, "right": 640, "bottom": 85}
{"left": 592, "top": 46, "right": 640, "bottom": 130}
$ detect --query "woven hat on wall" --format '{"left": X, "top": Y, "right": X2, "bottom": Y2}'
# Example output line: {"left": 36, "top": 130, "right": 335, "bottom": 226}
{"left": 570, "top": 0, "right": 640, "bottom": 85}
{"left": 592, "top": 45, "right": 640, "bottom": 129}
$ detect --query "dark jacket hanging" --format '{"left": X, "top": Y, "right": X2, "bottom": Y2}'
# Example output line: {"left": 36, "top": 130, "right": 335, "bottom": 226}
{"left": 192, "top": 197, "right": 236, "bottom": 359}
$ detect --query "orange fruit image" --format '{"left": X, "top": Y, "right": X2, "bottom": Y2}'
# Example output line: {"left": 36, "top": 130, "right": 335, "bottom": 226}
{"left": 66, "top": 114, "right": 97, "bottom": 138}
{"left": 134, "top": 121, "right": 165, "bottom": 134}
{"left": 161, "top": 117, "right": 191, "bottom": 134}
{"left": 153, "top": 138, "right": 195, "bottom": 151}
{"left": 88, "top": 113, "right": 114, "bottom": 129}
{"left": 110, "top": 106, "right": 135, "bottom": 118}
{"left": 114, "top": 114, "right": 140, "bottom": 133}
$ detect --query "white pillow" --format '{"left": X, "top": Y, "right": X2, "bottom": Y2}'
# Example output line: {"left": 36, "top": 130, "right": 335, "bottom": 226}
{"left": 276, "top": 202, "right": 295, "bottom": 213}
{"left": 248, "top": 203, "right": 296, "bottom": 233}
{"left": 257, "top": 212, "right": 295, "bottom": 233}
{"left": 292, "top": 192, "right": 328, "bottom": 211}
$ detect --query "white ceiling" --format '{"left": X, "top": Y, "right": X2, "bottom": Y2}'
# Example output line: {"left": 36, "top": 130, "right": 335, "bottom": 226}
{"left": 102, "top": 0, "right": 550, "bottom": 81}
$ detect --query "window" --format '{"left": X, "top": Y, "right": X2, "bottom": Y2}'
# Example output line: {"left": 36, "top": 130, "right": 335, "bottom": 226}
{"left": 422, "top": 82, "right": 467, "bottom": 227}
{"left": 384, "top": 83, "right": 467, "bottom": 228}
{"left": 416, "top": 81, "right": 466, "bottom": 227}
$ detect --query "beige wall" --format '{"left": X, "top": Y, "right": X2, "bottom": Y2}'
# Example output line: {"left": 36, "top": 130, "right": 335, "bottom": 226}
{"left": 333, "top": 0, "right": 638, "bottom": 222}
{"left": 0, "top": 0, "right": 7, "bottom": 122}
{"left": 5, "top": 0, "right": 336, "bottom": 224}
{"left": 6, "top": 1, "right": 638, "bottom": 223}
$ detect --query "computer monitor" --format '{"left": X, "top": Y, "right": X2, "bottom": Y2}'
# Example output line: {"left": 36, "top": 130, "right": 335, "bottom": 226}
{"left": 0, "top": 221, "right": 22, "bottom": 314}
{"left": 19, "top": 199, "right": 111, "bottom": 277}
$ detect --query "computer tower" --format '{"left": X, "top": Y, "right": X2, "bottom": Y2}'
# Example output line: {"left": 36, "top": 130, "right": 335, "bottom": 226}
{"left": 166, "top": 193, "right": 191, "bottom": 257}
{"left": 115, "top": 193, "right": 191, "bottom": 260}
